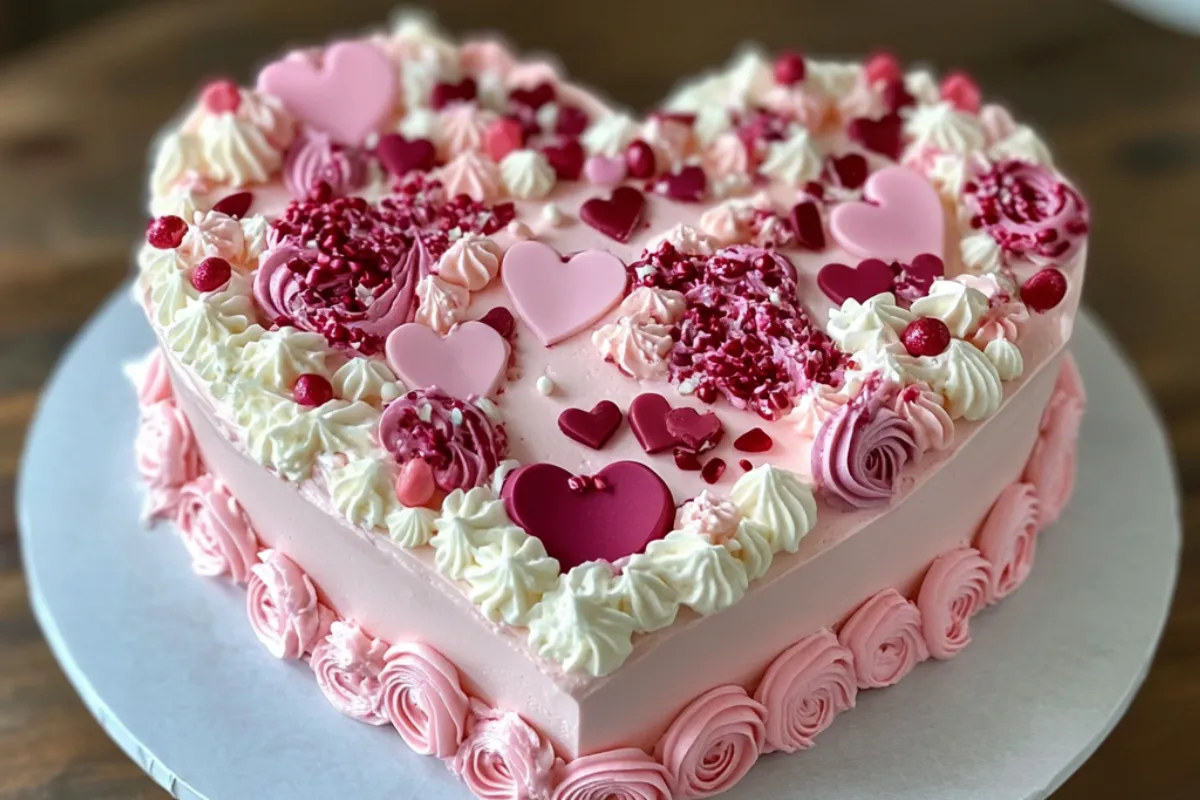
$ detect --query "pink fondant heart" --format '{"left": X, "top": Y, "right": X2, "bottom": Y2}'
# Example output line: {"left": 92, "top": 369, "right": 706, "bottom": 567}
{"left": 665, "top": 407, "right": 724, "bottom": 453}
{"left": 502, "top": 241, "right": 627, "bottom": 346}
{"left": 502, "top": 461, "right": 674, "bottom": 569}
{"left": 384, "top": 321, "right": 508, "bottom": 400}
{"left": 628, "top": 393, "right": 679, "bottom": 454}
{"left": 584, "top": 154, "right": 627, "bottom": 186}
{"left": 558, "top": 401, "right": 622, "bottom": 450}
{"left": 817, "top": 259, "right": 896, "bottom": 305}
{"left": 829, "top": 166, "right": 945, "bottom": 263}
{"left": 579, "top": 186, "right": 647, "bottom": 243}
{"left": 257, "top": 41, "right": 396, "bottom": 146}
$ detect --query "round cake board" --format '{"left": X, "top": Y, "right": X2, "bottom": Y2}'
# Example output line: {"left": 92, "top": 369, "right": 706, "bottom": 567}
{"left": 19, "top": 290, "right": 1181, "bottom": 800}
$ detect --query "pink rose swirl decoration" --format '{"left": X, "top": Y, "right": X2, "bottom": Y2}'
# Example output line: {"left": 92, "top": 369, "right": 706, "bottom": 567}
{"left": 550, "top": 748, "right": 672, "bottom": 800}
{"left": 976, "top": 482, "right": 1041, "bottom": 605}
{"left": 916, "top": 547, "right": 991, "bottom": 660}
{"left": 752, "top": 628, "right": 857, "bottom": 754}
{"left": 1023, "top": 356, "right": 1086, "bottom": 529}
{"left": 452, "top": 701, "right": 560, "bottom": 800}
{"left": 379, "top": 642, "right": 471, "bottom": 758}
{"left": 654, "top": 684, "right": 766, "bottom": 799}
{"left": 310, "top": 620, "right": 390, "bottom": 726}
{"left": 246, "top": 549, "right": 335, "bottom": 660}
{"left": 838, "top": 588, "right": 929, "bottom": 689}
{"left": 136, "top": 399, "right": 202, "bottom": 522}
{"left": 135, "top": 348, "right": 174, "bottom": 406}
{"left": 175, "top": 474, "right": 259, "bottom": 584}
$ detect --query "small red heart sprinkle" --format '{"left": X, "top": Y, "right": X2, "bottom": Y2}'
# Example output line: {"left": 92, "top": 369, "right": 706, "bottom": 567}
{"left": 817, "top": 258, "right": 896, "bottom": 305}
{"left": 665, "top": 406, "right": 724, "bottom": 453}
{"left": 201, "top": 79, "right": 241, "bottom": 114}
{"left": 864, "top": 51, "right": 903, "bottom": 85}
{"left": 431, "top": 78, "right": 478, "bottom": 110}
{"left": 478, "top": 306, "right": 516, "bottom": 339}
{"left": 146, "top": 215, "right": 188, "bottom": 249}
{"left": 773, "top": 51, "right": 806, "bottom": 86}
{"left": 190, "top": 257, "right": 232, "bottom": 293}
{"left": 555, "top": 105, "right": 590, "bottom": 137}
{"left": 211, "top": 191, "right": 253, "bottom": 219}
{"left": 580, "top": 186, "right": 647, "bottom": 243}
{"left": 508, "top": 82, "right": 555, "bottom": 110}
{"left": 829, "top": 153, "right": 869, "bottom": 190}
{"left": 674, "top": 449, "right": 702, "bottom": 471}
{"left": 734, "top": 427, "right": 773, "bottom": 453}
{"left": 700, "top": 457, "right": 726, "bottom": 485}
{"left": 625, "top": 139, "right": 657, "bottom": 179}
{"left": 293, "top": 373, "right": 334, "bottom": 407}
{"left": 847, "top": 113, "right": 904, "bottom": 161}
{"left": 940, "top": 71, "right": 982, "bottom": 114}
{"left": 902, "top": 317, "right": 952, "bottom": 357}
{"left": 485, "top": 118, "right": 525, "bottom": 162}
{"left": 376, "top": 133, "right": 437, "bottom": 178}
{"left": 558, "top": 400, "right": 623, "bottom": 450}
{"left": 882, "top": 80, "right": 916, "bottom": 113}
{"left": 541, "top": 139, "right": 585, "bottom": 181}
{"left": 1021, "top": 268, "right": 1068, "bottom": 313}
{"left": 654, "top": 165, "right": 707, "bottom": 203}
{"left": 789, "top": 200, "right": 826, "bottom": 251}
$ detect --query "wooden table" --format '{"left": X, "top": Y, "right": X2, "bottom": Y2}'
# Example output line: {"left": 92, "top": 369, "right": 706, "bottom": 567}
{"left": 0, "top": 0, "right": 1196, "bottom": 796}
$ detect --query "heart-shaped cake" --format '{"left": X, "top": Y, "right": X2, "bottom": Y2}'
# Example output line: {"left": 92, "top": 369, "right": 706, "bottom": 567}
{"left": 133, "top": 13, "right": 1089, "bottom": 799}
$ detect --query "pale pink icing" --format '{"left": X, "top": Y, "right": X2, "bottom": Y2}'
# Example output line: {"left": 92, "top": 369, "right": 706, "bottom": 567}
{"left": 384, "top": 321, "right": 510, "bottom": 402}
{"left": 435, "top": 234, "right": 503, "bottom": 292}
{"left": 1023, "top": 357, "right": 1086, "bottom": 529}
{"left": 592, "top": 318, "right": 672, "bottom": 380}
{"left": 453, "top": 701, "right": 560, "bottom": 800}
{"left": 415, "top": 274, "right": 471, "bottom": 333}
{"left": 640, "top": 117, "right": 693, "bottom": 171}
{"left": 135, "top": 348, "right": 174, "bottom": 406}
{"left": 246, "top": 548, "right": 335, "bottom": 659}
{"left": 654, "top": 685, "right": 765, "bottom": 798}
{"left": 674, "top": 491, "right": 741, "bottom": 544}
{"left": 789, "top": 382, "right": 852, "bottom": 438}
{"left": 502, "top": 241, "right": 627, "bottom": 347}
{"left": 282, "top": 128, "right": 368, "bottom": 199}
{"left": 812, "top": 386, "right": 919, "bottom": 509}
{"left": 615, "top": 287, "right": 686, "bottom": 326}
{"left": 829, "top": 166, "right": 946, "bottom": 263}
{"left": 136, "top": 400, "right": 203, "bottom": 522}
{"left": 460, "top": 40, "right": 517, "bottom": 77}
{"left": 979, "top": 104, "right": 1017, "bottom": 144}
{"left": 752, "top": 628, "right": 856, "bottom": 754}
{"left": 976, "top": 482, "right": 1040, "bottom": 604}
{"left": 437, "top": 151, "right": 503, "bottom": 203}
{"left": 700, "top": 134, "right": 750, "bottom": 187}
{"left": 916, "top": 547, "right": 990, "bottom": 660}
{"left": 837, "top": 588, "right": 928, "bottom": 689}
{"left": 436, "top": 104, "right": 496, "bottom": 161}
{"left": 550, "top": 749, "right": 671, "bottom": 800}
{"left": 181, "top": 210, "right": 245, "bottom": 265}
{"left": 310, "top": 620, "right": 390, "bottom": 725}
{"left": 972, "top": 299, "right": 1030, "bottom": 347}
{"left": 176, "top": 474, "right": 259, "bottom": 583}
{"left": 697, "top": 200, "right": 751, "bottom": 247}
{"left": 379, "top": 642, "right": 471, "bottom": 758}
{"left": 892, "top": 384, "right": 954, "bottom": 455}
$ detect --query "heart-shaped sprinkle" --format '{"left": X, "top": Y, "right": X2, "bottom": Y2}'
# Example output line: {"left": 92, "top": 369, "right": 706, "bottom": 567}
{"left": 829, "top": 153, "right": 869, "bottom": 190}
{"left": 509, "top": 82, "right": 555, "bottom": 110}
{"left": 555, "top": 105, "right": 590, "bottom": 137}
{"left": 580, "top": 186, "right": 647, "bottom": 243}
{"left": 653, "top": 165, "right": 707, "bottom": 202}
{"left": 502, "top": 461, "right": 674, "bottom": 569}
{"left": 384, "top": 320, "right": 509, "bottom": 400}
{"left": 664, "top": 407, "right": 724, "bottom": 453}
{"left": 817, "top": 259, "right": 896, "bottom": 305}
{"left": 502, "top": 241, "right": 627, "bottom": 346}
{"left": 211, "top": 191, "right": 254, "bottom": 219}
{"left": 431, "top": 78, "right": 478, "bottom": 110}
{"left": 628, "top": 393, "right": 679, "bottom": 454}
{"left": 895, "top": 253, "right": 944, "bottom": 301}
{"left": 584, "top": 154, "right": 627, "bottom": 185}
{"left": 829, "top": 165, "right": 944, "bottom": 263}
{"left": 789, "top": 200, "right": 826, "bottom": 251}
{"left": 257, "top": 41, "right": 396, "bottom": 146}
{"left": 847, "top": 113, "right": 904, "bottom": 160}
{"left": 734, "top": 428, "right": 773, "bottom": 453}
{"left": 541, "top": 139, "right": 585, "bottom": 181}
{"left": 478, "top": 306, "right": 516, "bottom": 339}
{"left": 376, "top": 133, "right": 437, "bottom": 178}
{"left": 558, "top": 401, "right": 622, "bottom": 449}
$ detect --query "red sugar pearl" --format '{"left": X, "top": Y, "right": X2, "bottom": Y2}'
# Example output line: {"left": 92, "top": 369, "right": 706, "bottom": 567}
{"left": 293, "top": 373, "right": 334, "bottom": 407}
{"left": 1021, "top": 268, "right": 1068, "bottom": 313}
{"left": 201, "top": 79, "right": 241, "bottom": 114}
{"left": 190, "top": 257, "right": 232, "bottom": 293}
{"left": 940, "top": 71, "right": 982, "bottom": 114}
{"left": 700, "top": 457, "right": 726, "bottom": 485}
{"left": 773, "top": 51, "right": 806, "bottom": 86}
{"left": 625, "top": 139, "right": 657, "bottom": 179}
{"left": 902, "top": 317, "right": 952, "bottom": 357}
{"left": 734, "top": 427, "right": 773, "bottom": 453}
{"left": 146, "top": 215, "right": 188, "bottom": 249}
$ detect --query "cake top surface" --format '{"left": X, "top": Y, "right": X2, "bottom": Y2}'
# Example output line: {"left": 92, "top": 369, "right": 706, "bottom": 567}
{"left": 136, "top": 13, "right": 1087, "bottom": 680}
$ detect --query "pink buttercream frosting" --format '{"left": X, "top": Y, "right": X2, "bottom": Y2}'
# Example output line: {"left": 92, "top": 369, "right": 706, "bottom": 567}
{"left": 550, "top": 749, "right": 671, "bottom": 800}
{"left": 135, "top": 348, "right": 174, "bottom": 406}
{"left": 310, "top": 620, "right": 390, "bottom": 725}
{"left": 976, "top": 482, "right": 1040, "bottom": 604}
{"left": 246, "top": 548, "right": 335, "bottom": 659}
{"left": 436, "top": 104, "right": 496, "bottom": 161}
{"left": 452, "top": 701, "right": 560, "bottom": 800}
{"left": 752, "top": 628, "right": 857, "bottom": 754}
{"left": 175, "top": 474, "right": 259, "bottom": 583}
{"left": 838, "top": 588, "right": 929, "bottom": 689}
{"left": 136, "top": 400, "right": 203, "bottom": 522}
{"left": 283, "top": 128, "right": 368, "bottom": 199}
{"left": 674, "top": 491, "right": 741, "bottom": 544}
{"left": 892, "top": 384, "right": 954, "bottom": 455}
{"left": 654, "top": 684, "right": 765, "bottom": 798}
{"left": 1023, "top": 356, "right": 1086, "bottom": 529}
{"left": 916, "top": 547, "right": 991, "bottom": 660}
{"left": 379, "top": 642, "right": 471, "bottom": 758}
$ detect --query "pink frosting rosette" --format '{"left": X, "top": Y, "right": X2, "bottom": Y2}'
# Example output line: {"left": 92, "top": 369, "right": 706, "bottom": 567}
{"left": 452, "top": 701, "right": 559, "bottom": 800}
{"left": 136, "top": 399, "right": 202, "bottom": 522}
{"left": 654, "top": 684, "right": 766, "bottom": 798}
{"left": 838, "top": 588, "right": 929, "bottom": 689}
{"left": 379, "top": 642, "right": 471, "bottom": 758}
{"left": 283, "top": 128, "right": 369, "bottom": 200}
{"left": 550, "top": 749, "right": 671, "bottom": 800}
{"left": 175, "top": 474, "right": 259, "bottom": 583}
{"left": 246, "top": 549, "right": 334, "bottom": 659}
{"left": 976, "top": 482, "right": 1040, "bottom": 605}
{"left": 134, "top": 348, "right": 174, "bottom": 406}
{"left": 310, "top": 620, "right": 390, "bottom": 726}
{"left": 752, "top": 628, "right": 857, "bottom": 754}
{"left": 1023, "top": 356, "right": 1086, "bottom": 529}
{"left": 916, "top": 547, "right": 991, "bottom": 660}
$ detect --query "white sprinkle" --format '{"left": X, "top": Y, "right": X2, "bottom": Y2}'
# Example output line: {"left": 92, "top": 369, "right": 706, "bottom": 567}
{"left": 769, "top": 291, "right": 781, "bottom": 306}
{"left": 535, "top": 102, "right": 560, "bottom": 133}
{"left": 536, "top": 375, "right": 555, "bottom": 396}
{"left": 450, "top": 408, "right": 464, "bottom": 426}
{"left": 635, "top": 265, "right": 657, "bottom": 280}
{"left": 448, "top": 227, "right": 463, "bottom": 241}
{"left": 541, "top": 203, "right": 568, "bottom": 227}
{"left": 678, "top": 380, "right": 696, "bottom": 396}
{"left": 364, "top": 131, "right": 380, "bottom": 149}
{"left": 418, "top": 403, "right": 433, "bottom": 423}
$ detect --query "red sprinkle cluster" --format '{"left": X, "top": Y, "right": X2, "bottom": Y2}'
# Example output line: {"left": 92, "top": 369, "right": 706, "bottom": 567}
{"left": 963, "top": 160, "right": 1089, "bottom": 264}
{"left": 629, "top": 243, "right": 847, "bottom": 420}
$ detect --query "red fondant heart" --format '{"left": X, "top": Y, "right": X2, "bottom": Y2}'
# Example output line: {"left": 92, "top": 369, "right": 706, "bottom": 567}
{"left": 654, "top": 165, "right": 707, "bottom": 202}
{"left": 628, "top": 393, "right": 679, "bottom": 454}
{"left": 431, "top": 78, "right": 478, "bottom": 110}
{"left": 847, "top": 113, "right": 903, "bottom": 161}
{"left": 478, "top": 306, "right": 516, "bottom": 339}
{"left": 817, "top": 259, "right": 896, "bottom": 305}
{"left": 509, "top": 82, "right": 555, "bottom": 110}
{"left": 377, "top": 133, "right": 436, "bottom": 178}
{"left": 542, "top": 139, "right": 585, "bottom": 181}
{"left": 789, "top": 200, "right": 826, "bottom": 251}
{"left": 664, "top": 407, "right": 724, "bottom": 453}
{"left": 830, "top": 153, "right": 869, "bottom": 190}
{"left": 895, "top": 253, "right": 945, "bottom": 300}
{"left": 212, "top": 191, "right": 254, "bottom": 219}
{"left": 502, "top": 461, "right": 674, "bottom": 569}
{"left": 580, "top": 186, "right": 647, "bottom": 243}
{"left": 558, "top": 401, "right": 622, "bottom": 450}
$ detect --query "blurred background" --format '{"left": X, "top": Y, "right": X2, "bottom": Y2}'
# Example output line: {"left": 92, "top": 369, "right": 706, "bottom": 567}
{"left": 0, "top": 0, "right": 1197, "bottom": 797}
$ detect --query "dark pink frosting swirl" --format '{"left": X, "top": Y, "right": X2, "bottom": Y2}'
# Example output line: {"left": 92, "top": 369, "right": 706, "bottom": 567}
{"left": 964, "top": 160, "right": 1089, "bottom": 266}
{"left": 283, "top": 129, "right": 369, "bottom": 199}
{"left": 377, "top": 388, "right": 507, "bottom": 492}
{"left": 916, "top": 547, "right": 991, "bottom": 660}
{"left": 753, "top": 628, "right": 857, "bottom": 753}
{"left": 838, "top": 588, "right": 929, "bottom": 689}
{"left": 812, "top": 383, "right": 918, "bottom": 509}
{"left": 379, "top": 642, "right": 471, "bottom": 758}
{"left": 1023, "top": 356, "right": 1086, "bottom": 528}
{"left": 550, "top": 749, "right": 671, "bottom": 800}
{"left": 654, "top": 684, "right": 765, "bottom": 798}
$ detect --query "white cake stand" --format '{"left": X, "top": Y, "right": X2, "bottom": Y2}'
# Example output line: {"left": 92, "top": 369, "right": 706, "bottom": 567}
{"left": 18, "top": 290, "right": 1180, "bottom": 800}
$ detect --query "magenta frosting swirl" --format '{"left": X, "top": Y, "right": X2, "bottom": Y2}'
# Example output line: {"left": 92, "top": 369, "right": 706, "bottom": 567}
{"left": 136, "top": 399, "right": 202, "bottom": 522}
{"left": 246, "top": 549, "right": 334, "bottom": 660}
{"left": 377, "top": 388, "right": 507, "bottom": 492}
{"left": 175, "top": 474, "right": 259, "bottom": 584}
{"left": 976, "top": 483, "right": 1040, "bottom": 604}
{"left": 838, "top": 588, "right": 929, "bottom": 689}
{"left": 812, "top": 383, "right": 918, "bottom": 509}
{"left": 283, "top": 129, "right": 368, "bottom": 199}
{"left": 452, "top": 701, "right": 559, "bottom": 800}
{"left": 310, "top": 620, "right": 390, "bottom": 726}
{"left": 916, "top": 547, "right": 991, "bottom": 660}
{"left": 379, "top": 642, "right": 471, "bottom": 758}
{"left": 752, "top": 628, "right": 857, "bottom": 754}
{"left": 964, "top": 160, "right": 1089, "bottom": 266}
{"left": 654, "top": 684, "right": 765, "bottom": 798}
{"left": 550, "top": 749, "right": 671, "bottom": 800}
{"left": 1022, "top": 356, "right": 1086, "bottom": 528}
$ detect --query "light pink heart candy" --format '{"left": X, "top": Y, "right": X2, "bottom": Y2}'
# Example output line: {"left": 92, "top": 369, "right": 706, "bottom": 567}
{"left": 583, "top": 154, "right": 627, "bottom": 185}
{"left": 829, "top": 166, "right": 945, "bottom": 263}
{"left": 257, "top": 41, "right": 396, "bottom": 147}
{"left": 384, "top": 321, "right": 509, "bottom": 400}
{"left": 502, "top": 241, "right": 627, "bottom": 346}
